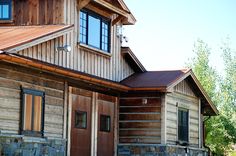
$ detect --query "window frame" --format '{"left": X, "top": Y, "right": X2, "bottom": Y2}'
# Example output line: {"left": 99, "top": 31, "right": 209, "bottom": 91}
{"left": 0, "top": 0, "right": 12, "bottom": 21}
{"left": 21, "top": 88, "right": 45, "bottom": 137}
{"left": 177, "top": 108, "right": 189, "bottom": 144}
{"left": 75, "top": 110, "right": 87, "bottom": 129}
{"left": 100, "top": 114, "right": 111, "bottom": 132}
{"left": 79, "top": 9, "right": 111, "bottom": 53}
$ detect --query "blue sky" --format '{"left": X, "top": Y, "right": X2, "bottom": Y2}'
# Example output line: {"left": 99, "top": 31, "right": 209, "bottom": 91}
{"left": 123, "top": 0, "right": 236, "bottom": 73}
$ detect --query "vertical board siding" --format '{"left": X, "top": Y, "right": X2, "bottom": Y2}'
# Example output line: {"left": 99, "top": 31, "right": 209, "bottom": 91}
{"left": 15, "top": 0, "right": 135, "bottom": 82}
{"left": 119, "top": 97, "right": 161, "bottom": 144}
{"left": 166, "top": 80, "right": 200, "bottom": 147}
{"left": 13, "top": 0, "right": 64, "bottom": 25}
{"left": 0, "top": 63, "right": 65, "bottom": 139}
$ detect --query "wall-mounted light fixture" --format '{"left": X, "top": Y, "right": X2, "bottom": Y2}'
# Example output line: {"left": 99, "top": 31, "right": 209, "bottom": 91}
{"left": 142, "top": 98, "right": 147, "bottom": 105}
{"left": 56, "top": 45, "right": 72, "bottom": 52}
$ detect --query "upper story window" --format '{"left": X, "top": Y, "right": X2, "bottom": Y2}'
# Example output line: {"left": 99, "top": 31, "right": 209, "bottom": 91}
{"left": 0, "top": 0, "right": 12, "bottom": 20}
{"left": 178, "top": 108, "right": 189, "bottom": 143}
{"left": 21, "top": 88, "right": 45, "bottom": 137}
{"left": 79, "top": 10, "right": 110, "bottom": 52}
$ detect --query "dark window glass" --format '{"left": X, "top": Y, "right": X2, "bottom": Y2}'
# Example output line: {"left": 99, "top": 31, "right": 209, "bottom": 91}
{"left": 0, "top": 0, "right": 12, "bottom": 20}
{"left": 79, "top": 10, "right": 110, "bottom": 52}
{"left": 100, "top": 115, "right": 110, "bottom": 132}
{"left": 21, "top": 88, "right": 45, "bottom": 137}
{"left": 178, "top": 109, "right": 189, "bottom": 142}
{"left": 75, "top": 111, "right": 87, "bottom": 129}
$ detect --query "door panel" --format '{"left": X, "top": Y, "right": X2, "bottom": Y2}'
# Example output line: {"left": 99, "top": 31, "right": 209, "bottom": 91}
{"left": 97, "top": 93, "right": 116, "bottom": 156}
{"left": 71, "top": 89, "right": 92, "bottom": 156}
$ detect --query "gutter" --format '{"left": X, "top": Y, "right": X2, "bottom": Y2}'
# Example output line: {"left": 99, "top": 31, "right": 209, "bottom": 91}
{"left": 0, "top": 54, "right": 130, "bottom": 92}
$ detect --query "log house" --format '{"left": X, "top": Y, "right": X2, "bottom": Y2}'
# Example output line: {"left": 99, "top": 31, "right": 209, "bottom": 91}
{"left": 0, "top": 0, "right": 218, "bottom": 155}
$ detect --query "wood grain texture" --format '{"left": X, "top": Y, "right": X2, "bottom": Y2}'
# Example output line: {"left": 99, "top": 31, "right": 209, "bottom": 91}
{"left": 0, "top": 63, "right": 64, "bottom": 138}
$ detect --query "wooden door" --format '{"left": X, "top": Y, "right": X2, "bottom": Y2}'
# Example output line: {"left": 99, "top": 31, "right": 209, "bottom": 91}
{"left": 71, "top": 88, "right": 92, "bottom": 156}
{"left": 97, "top": 93, "right": 116, "bottom": 156}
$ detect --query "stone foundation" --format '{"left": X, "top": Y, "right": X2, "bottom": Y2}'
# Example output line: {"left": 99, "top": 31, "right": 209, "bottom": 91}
{"left": 118, "top": 144, "right": 208, "bottom": 156}
{"left": 0, "top": 135, "right": 66, "bottom": 156}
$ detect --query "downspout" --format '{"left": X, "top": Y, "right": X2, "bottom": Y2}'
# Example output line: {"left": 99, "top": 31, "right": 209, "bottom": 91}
{"left": 203, "top": 116, "right": 211, "bottom": 156}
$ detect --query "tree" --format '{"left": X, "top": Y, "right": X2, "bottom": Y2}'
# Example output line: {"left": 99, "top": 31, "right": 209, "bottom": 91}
{"left": 187, "top": 39, "right": 236, "bottom": 155}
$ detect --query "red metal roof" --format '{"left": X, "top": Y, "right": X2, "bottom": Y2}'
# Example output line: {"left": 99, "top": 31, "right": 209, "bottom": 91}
{"left": 0, "top": 25, "right": 73, "bottom": 51}
{"left": 121, "top": 69, "right": 189, "bottom": 89}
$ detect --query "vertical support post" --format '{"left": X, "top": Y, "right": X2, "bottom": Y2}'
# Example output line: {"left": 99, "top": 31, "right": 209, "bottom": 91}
{"left": 161, "top": 94, "right": 166, "bottom": 144}
{"left": 199, "top": 99, "right": 201, "bottom": 148}
{"left": 113, "top": 97, "right": 119, "bottom": 156}
{"left": 67, "top": 86, "right": 72, "bottom": 156}
{"left": 63, "top": 81, "right": 68, "bottom": 139}
{"left": 91, "top": 92, "right": 98, "bottom": 156}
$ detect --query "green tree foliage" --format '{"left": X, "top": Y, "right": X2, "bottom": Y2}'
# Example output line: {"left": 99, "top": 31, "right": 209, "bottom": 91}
{"left": 187, "top": 39, "right": 236, "bottom": 155}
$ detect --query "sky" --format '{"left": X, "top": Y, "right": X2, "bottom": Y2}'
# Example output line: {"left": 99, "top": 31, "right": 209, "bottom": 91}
{"left": 122, "top": 0, "right": 236, "bottom": 74}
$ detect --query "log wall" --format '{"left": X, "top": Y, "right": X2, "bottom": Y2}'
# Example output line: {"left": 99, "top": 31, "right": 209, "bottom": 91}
{"left": 119, "top": 97, "right": 161, "bottom": 144}
{"left": 0, "top": 62, "right": 65, "bottom": 139}
{"left": 166, "top": 80, "right": 200, "bottom": 147}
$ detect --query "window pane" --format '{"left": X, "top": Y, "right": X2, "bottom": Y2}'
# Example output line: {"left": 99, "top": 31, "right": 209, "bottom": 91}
{"left": 24, "top": 94, "right": 33, "bottom": 131}
{"left": 0, "top": 6, "right": 2, "bottom": 18}
{"left": 88, "top": 15, "right": 100, "bottom": 48}
{"left": 75, "top": 111, "right": 87, "bottom": 129}
{"left": 178, "top": 109, "right": 189, "bottom": 142}
{"left": 80, "top": 11, "right": 87, "bottom": 43}
{"left": 100, "top": 115, "right": 110, "bottom": 132}
{"left": 2, "top": 5, "right": 9, "bottom": 18}
{"left": 33, "top": 96, "right": 42, "bottom": 131}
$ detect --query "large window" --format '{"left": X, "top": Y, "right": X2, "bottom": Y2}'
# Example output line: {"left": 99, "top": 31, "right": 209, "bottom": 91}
{"left": 21, "top": 88, "right": 45, "bottom": 137}
{"left": 0, "top": 0, "right": 12, "bottom": 20}
{"left": 178, "top": 108, "right": 189, "bottom": 143}
{"left": 79, "top": 10, "right": 110, "bottom": 52}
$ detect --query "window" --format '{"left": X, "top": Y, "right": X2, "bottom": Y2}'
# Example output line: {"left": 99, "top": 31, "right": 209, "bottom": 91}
{"left": 75, "top": 110, "right": 87, "bottom": 129}
{"left": 21, "top": 88, "right": 45, "bottom": 137}
{"left": 100, "top": 115, "right": 110, "bottom": 132}
{"left": 178, "top": 108, "right": 189, "bottom": 143}
{"left": 79, "top": 10, "right": 110, "bottom": 52}
{"left": 0, "top": 0, "right": 12, "bottom": 20}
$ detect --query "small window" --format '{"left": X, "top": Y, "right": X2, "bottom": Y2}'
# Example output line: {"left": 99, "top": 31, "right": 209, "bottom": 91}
{"left": 75, "top": 110, "right": 87, "bottom": 129}
{"left": 178, "top": 108, "right": 189, "bottom": 143}
{"left": 79, "top": 9, "right": 110, "bottom": 52}
{"left": 0, "top": 0, "right": 12, "bottom": 20}
{"left": 21, "top": 88, "right": 45, "bottom": 137}
{"left": 100, "top": 115, "right": 110, "bottom": 132}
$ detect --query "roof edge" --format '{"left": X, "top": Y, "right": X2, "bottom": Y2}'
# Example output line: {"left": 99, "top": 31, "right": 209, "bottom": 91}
{"left": 121, "top": 47, "right": 146, "bottom": 72}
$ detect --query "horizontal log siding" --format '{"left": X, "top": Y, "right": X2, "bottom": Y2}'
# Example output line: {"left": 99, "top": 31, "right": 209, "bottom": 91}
{"left": 119, "top": 97, "right": 161, "bottom": 144}
{"left": 0, "top": 62, "right": 65, "bottom": 139}
{"left": 166, "top": 80, "right": 200, "bottom": 147}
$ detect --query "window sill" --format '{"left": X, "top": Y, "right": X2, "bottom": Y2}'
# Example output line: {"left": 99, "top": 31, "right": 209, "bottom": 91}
{"left": 78, "top": 43, "right": 111, "bottom": 58}
{"left": 0, "top": 19, "right": 14, "bottom": 24}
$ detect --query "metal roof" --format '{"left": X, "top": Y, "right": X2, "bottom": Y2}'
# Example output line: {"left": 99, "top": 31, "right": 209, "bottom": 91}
{"left": 121, "top": 69, "right": 188, "bottom": 89}
{"left": 0, "top": 25, "right": 73, "bottom": 51}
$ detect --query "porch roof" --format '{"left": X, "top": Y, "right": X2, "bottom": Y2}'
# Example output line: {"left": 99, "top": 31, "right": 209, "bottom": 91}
{"left": 0, "top": 25, "right": 73, "bottom": 53}
{"left": 121, "top": 69, "right": 219, "bottom": 116}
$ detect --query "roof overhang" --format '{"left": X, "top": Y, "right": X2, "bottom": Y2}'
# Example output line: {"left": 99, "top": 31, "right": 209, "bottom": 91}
{"left": 121, "top": 47, "right": 146, "bottom": 73}
{"left": 0, "top": 54, "right": 129, "bottom": 92}
{"left": 0, "top": 25, "right": 74, "bottom": 53}
{"left": 78, "top": 0, "right": 136, "bottom": 25}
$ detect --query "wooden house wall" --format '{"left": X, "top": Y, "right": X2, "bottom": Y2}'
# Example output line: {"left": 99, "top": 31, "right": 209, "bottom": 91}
{"left": 0, "top": 62, "right": 65, "bottom": 139}
{"left": 16, "top": 8, "right": 134, "bottom": 82}
{"left": 12, "top": 0, "right": 64, "bottom": 26}
{"left": 166, "top": 80, "right": 200, "bottom": 147}
{"left": 119, "top": 97, "right": 161, "bottom": 144}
